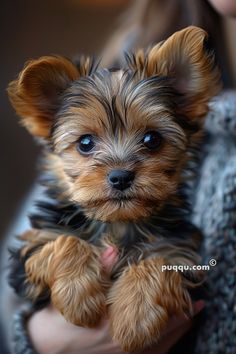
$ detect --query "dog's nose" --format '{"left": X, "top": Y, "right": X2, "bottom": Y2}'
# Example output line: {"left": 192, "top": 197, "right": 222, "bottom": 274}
{"left": 108, "top": 169, "right": 135, "bottom": 191}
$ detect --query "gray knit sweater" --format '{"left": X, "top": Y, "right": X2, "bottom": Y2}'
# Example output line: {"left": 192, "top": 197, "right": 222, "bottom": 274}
{"left": 193, "top": 91, "right": 236, "bottom": 354}
{"left": 10, "top": 91, "right": 236, "bottom": 354}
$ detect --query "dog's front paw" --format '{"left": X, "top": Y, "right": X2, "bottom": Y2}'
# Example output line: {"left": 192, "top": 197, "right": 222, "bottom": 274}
{"left": 108, "top": 260, "right": 169, "bottom": 352}
{"left": 51, "top": 274, "right": 106, "bottom": 327}
{"left": 48, "top": 236, "right": 107, "bottom": 327}
{"left": 110, "top": 300, "right": 168, "bottom": 353}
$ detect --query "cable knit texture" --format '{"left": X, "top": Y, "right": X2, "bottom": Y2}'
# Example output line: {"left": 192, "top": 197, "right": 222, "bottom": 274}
{"left": 193, "top": 91, "right": 236, "bottom": 354}
{"left": 13, "top": 305, "right": 36, "bottom": 354}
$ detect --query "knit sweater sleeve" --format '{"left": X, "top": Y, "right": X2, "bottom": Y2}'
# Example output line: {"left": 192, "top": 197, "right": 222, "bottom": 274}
{"left": 193, "top": 91, "right": 236, "bottom": 354}
{"left": 12, "top": 306, "right": 37, "bottom": 354}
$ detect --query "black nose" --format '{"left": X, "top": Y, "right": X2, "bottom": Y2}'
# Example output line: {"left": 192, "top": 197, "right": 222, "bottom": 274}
{"left": 108, "top": 169, "right": 135, "bottom": 191}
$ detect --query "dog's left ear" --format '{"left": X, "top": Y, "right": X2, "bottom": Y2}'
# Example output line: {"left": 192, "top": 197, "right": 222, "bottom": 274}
{"left": 8, "top": 56, "right": 95, "bottom": 139}
{"left": 126, "top": 26, "right": 221, "bottom": 118}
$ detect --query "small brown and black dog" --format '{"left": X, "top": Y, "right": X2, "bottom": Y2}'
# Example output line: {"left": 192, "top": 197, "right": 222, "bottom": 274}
{"left": 8, "top": 27, "right": 220, "bottom": 352}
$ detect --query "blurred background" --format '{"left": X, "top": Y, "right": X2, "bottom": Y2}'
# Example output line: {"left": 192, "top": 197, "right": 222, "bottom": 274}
{"left": 0, "top": 0, "right": 129, "bottom": 240}
{"left": 1, "top": 1, "right": 236, "bottom": 353}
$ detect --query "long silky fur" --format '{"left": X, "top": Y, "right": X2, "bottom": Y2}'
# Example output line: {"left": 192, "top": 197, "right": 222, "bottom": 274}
{"left": 8, "top": 26, "right": 220, "bottom": 352}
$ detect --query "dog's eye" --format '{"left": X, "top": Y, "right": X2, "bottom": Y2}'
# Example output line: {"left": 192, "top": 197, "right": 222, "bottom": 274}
{"left": 142, "top": 131, "right": 163, "bottom": 150}
{"left": 76, "top": 135, "right": 95, "bottom": 155}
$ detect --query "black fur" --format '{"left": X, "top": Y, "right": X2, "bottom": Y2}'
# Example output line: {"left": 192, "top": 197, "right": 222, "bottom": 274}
{"left": 8, "top": 169, "right": 202, "bottom": 300}
{"left": 8, "top": 246, "right": 50, "bottom": 309}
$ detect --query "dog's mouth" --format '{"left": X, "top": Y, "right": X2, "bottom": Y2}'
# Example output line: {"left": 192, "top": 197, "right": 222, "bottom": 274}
{"left": 78, "top": 194, "right": 161, "bottom": 222}
{"left": 110, "top": 196, "right": 134, "bottom": 202}
{"left": 84, "top": 195, "right": 158, "bottom": 208}
{"left": 83, "top": 196, "right": 133, "bottom": 207}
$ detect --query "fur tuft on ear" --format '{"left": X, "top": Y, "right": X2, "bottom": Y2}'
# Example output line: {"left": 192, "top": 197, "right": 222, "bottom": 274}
{"left": 74, "top": 55, "right": 98, "bottom": 77}
{"left": 8, "top": 55, "right": 94, "bottom": 138}
{"left": 125, "top": 26, "right": 221, "bottom": 118}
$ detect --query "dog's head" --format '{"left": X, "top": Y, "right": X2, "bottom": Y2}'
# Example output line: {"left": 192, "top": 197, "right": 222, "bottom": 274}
{"left": 8, "top": 27, "right": 220, "bottom": 222}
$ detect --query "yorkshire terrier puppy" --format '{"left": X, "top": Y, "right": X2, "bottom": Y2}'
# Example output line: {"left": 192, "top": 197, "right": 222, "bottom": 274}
{"left": 8, "top": 27, "right": 220, "bottom": 352}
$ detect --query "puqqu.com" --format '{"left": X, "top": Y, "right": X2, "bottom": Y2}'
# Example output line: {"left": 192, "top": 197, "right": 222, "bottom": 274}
{"left": 161, "top": 259, "right": 217, "bottom": 272}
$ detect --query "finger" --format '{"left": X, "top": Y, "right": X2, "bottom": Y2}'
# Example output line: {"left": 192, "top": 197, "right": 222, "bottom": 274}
{"left": 163, "top": 299, "right": 205, "bottom": 334}
{"left": 193, "top": 299, "right": 205, "bottom": 314}
{"left": 141, "top": 310, "right": 200, "bottom": 354}
{"left": 101, "top": 245, "right": 119, "bottom": 273}
{"left": 139, "top": 318, "right": 193, "bottom": 354}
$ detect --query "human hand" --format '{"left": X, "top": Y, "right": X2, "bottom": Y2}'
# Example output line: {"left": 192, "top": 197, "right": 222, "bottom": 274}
{"left": 28, "top": 246, "right": 204, "bottom": 354}
{"left": 139, "top": 300, "right": 204, "bottom": 354}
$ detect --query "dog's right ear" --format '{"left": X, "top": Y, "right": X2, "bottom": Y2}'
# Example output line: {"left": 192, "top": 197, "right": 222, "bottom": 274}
{"left": 8, "top": 56, "right": 94, "bottom": 139}
{"left": 125, "top": 27, "right": 221, "bottom": 119}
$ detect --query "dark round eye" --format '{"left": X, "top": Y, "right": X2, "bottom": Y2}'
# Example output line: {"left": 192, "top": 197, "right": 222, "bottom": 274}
{"left": 142, "top": 131, "right": 163, "bottom": 150}
{"left": 76, "top": 134, "right": 95, "bottom": 154}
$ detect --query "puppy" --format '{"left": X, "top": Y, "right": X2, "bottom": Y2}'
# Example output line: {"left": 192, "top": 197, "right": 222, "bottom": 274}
{"left": 8, "top": 26, "right": 220, "bottom": 352}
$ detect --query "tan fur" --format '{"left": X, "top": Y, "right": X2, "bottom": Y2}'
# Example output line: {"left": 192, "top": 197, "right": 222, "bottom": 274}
{"left": 108, "top": 258, "right": 192, "bottom": 352}
{"left": 8, "top": 56, "right": 80, "bottom": 137}
{"left": 8, "top": 27, "right": 220, "bottom": 352}
{"left": 25, "top": 233, "right": 107, "bottom": 326}
{"left": 8, "top": 27, "right": 220, "bottom": 223}
{"left": 51, "top": 91, "right": 189, "bottom": 222}
{"left": 128, "top": 26, "right": 221, "bottom": 118}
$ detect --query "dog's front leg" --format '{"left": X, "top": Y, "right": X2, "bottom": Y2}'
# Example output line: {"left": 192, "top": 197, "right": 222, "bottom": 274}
{"left": 25, "top": 234, "right": 107, "bottom": 327}
{"left": 108, "top": 257, "right": 192, "bottom": 352}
